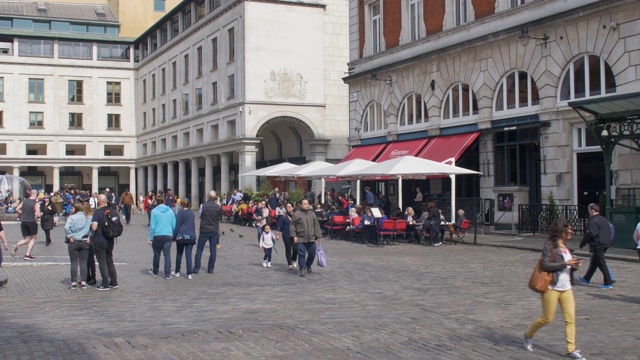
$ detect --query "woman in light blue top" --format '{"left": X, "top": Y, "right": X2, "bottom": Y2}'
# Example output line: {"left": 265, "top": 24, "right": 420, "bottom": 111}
{"left": 64, "top": 202, "right": 92, "bottom": 289}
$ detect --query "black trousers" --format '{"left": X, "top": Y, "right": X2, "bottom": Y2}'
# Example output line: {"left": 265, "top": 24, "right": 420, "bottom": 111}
{"left": 583, "top": 247, "right": 612, "bottom": 285}
{"left": 86, "top": 244, "right": 96, "bottom": 283}
{"left": 282, "top": 235, "right": 297, "bottom": 265}
{"left": 93, "top": 240, "right": 118, "bottom": 287}
{"left": 123, "top": 205, "right": 132, "bottom": 223}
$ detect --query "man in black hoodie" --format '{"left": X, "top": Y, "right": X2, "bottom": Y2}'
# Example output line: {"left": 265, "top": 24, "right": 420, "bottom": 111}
{"left": 579, "top": 203, "right": 613, "bottom": 289}
{"left": 193, "top": 191, "right": 222, "bottom": 274}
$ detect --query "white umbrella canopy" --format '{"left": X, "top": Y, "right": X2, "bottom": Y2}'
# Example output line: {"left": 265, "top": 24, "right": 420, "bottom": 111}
{"left": 240, "top": 162, "right": 299, "bottom": 177}
{"left": 344, "top": 155, "right": 481, "bottom": 177}
{"left": 304, "top": 159, "right": 377, "bottom": 178}
{"left": 273, "top": 161, "right": 335, "bottom": 177}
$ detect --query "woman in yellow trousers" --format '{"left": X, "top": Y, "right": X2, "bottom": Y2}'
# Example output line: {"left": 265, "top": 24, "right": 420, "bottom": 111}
{"left": 524, "top": 219, "right": 586, "bottom": 359}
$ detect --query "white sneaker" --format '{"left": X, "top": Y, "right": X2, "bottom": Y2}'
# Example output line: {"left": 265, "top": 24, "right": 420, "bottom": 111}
{"left": 262, "top": 261, "right": 267, "bottom": 267}
{"left": 288, "top": 265, "right": 293, "bottom": 270}
{"left": 523, "top": 334, "right": 533, "bottom": 352}
{"left": 187, "top": 274, "right": 193, "bottom": 280}
{"left": 566, "top": 350, "right": 585, "bottom": 359}
{"left": 267, "top": 262, "right": 272, "bottom": 268}
{"left": 292, "top": 262, "right": 298, "bottom": 268}
{"left": 434, "top": 241, "right": 443, "bottom": 247}
{"left": 171, "top": 271, "right": 180, "bottom": 277}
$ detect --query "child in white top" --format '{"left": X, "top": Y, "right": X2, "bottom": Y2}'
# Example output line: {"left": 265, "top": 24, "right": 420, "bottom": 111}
{"left": 259, "top": 224, "right": 276, "bottom": 268}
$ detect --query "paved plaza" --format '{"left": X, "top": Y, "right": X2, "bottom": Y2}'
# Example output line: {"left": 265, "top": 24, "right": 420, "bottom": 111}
{"left": 1, "top": 211, "right": 639, "bottom": 359}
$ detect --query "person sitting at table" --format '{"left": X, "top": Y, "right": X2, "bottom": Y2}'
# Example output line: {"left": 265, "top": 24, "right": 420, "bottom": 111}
{"left": 404, "top": 207, "right": 417, "bottom": 241}
{"left": 427, "top": 202, "right": 442, "bottom": 246}
{"left": 439, "top": 209, "right": 447, "bottom": 240}
{"left": 314, "top": 204, "right": 326, "bottom": 220}
{"left": 234, "top": 200, "right": 247, "bottom": 224}
{"left": 395, "top": 207, "right": 404, "bottom": 219}
{"left": 377, "top": 209, "right": 388, "bottom": 231}
{"left": 447, "top": 209, "right": 467, "bottom": 240}
{"left": 359, "top": 207, "right": 376, "bottom": 245}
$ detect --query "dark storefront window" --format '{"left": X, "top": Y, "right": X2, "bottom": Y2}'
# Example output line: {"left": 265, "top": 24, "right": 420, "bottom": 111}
{"left": 494, "top": 128, "right": 538, "bottom": 186}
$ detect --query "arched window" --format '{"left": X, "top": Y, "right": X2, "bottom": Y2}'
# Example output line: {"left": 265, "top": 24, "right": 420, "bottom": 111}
{"left": 495, "top": 70, "right": 539, "bottom": 112}
{"left": 362, "top": 102, "right": 385, "bottom": 132}
{"left": 559, "top": 54, "right": 616, "bottom": 101}
{"left": 442, "top": 83, "right": 478, "bottom": 120}
{"left": 398, "top": 93, "right": 428, "bottom": 127}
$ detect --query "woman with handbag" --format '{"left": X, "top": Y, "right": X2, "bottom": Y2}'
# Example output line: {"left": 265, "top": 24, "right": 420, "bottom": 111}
{"left": 524, "top": 218, "right": 585, "bottom": 359}
{"left": 172, "top": 199, "right": 196, "bottom": 280}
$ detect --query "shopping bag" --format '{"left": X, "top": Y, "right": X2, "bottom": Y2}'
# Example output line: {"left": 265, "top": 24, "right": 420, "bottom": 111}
{"left": 316, "top": 242, "right": 327, "bottom": 268}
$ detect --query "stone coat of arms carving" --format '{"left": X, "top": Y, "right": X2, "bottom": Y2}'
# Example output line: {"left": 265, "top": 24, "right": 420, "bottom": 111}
{"left": 264, "top": 69, "right": 307, "bottom": 100}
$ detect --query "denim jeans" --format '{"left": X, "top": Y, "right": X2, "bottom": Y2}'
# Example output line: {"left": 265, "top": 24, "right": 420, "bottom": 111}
{"left": 175, "top": 242, "right": 194, "bottom": 275}
{"left": 194, "top": 232, "right": 219, "bottom": 273}
{"left": 256, "top": 225, "right": 264, "bottom": 244}
{"left": 68, "top": 240, "right": 91, "bottom": 283}
{"left": 297, "top": 242, "right": 317, "bottom": 271}
{"left": 123, "top": 205, "right": 131, "bottom": 223}
{"left": 152, "top": 235, "right": 172, "bottom": 278}
{"left": 93, "top": 240, "right": 118, "bottom": 287}
{"left": 263, "top": 247, "right": 272, "bottom": 262}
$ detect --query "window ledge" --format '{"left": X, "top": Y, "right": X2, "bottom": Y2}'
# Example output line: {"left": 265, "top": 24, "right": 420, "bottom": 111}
{"left": 68, "top": 102, "right": 84, "bottom": 105}
{"left": 68, "top": 127, "right": 84, "bottom": 130}
{"left": 29, "top": 126, "right": 45, "bottom": 129}
{"left": 210, "top": 67, "right": 218, "bottom": 72}
{"left": 107, "top": 128, "right": 122, "bottom": 131}
{"left": 106, "top": 103, "right": 122, "bottom": 106}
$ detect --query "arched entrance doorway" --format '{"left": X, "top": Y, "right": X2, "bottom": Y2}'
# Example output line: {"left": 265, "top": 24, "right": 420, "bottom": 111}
{"left": 255, "top": 116, "right": 317, "bottom": 167}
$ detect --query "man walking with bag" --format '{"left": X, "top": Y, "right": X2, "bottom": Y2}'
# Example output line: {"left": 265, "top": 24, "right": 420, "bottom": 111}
{"left": 578, "top": 203, "right": 613, "bottom": 289}
{"left": 290, "top": 198, "right": 322, "bottom": 277}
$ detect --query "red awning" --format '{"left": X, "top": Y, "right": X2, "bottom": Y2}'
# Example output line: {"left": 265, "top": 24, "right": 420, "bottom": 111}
{"left": 376, "top": 138, "right": 430, "bottom": 162}
{"left": 418, "top": 132, "right": 479, "bottom": 165}
{"left": 341, "top": 143, "right": 388, "bottom": 162}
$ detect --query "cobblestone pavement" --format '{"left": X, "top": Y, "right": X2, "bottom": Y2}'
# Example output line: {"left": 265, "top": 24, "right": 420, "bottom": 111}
{"left": 1, "top": 212, "right": 639, "bottom": 359}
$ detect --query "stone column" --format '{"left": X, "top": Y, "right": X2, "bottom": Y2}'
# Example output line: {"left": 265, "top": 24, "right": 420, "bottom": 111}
{"left": 92, "top": 166, "right": 99, "bottom": 194}
{"left": 220, "top": 152, "right": 229, "bottom": 195}
{"left": 205, "top": 155, "right": 213, "bottom": 193}
{"left": 166, "top": 161, "right": 175, "bottom": 193}
{"left": 239, "top": 149, "right": 258, "bottom": 191}
{"left": 129, "top": 166, "right": 137, "bottom": 207}
{"left": 157, "top": 162, "right": 164, "bottom": 193}
{"left": 190, "top": 158, "right": 200, "bottom": 209}
{"left": 178, "top": 160, "right": 186, "bottom": 200}
{"left": 308, "top": 139, "right": 332, "bottom": 197}
{"left": 12, "top": 166, "right": 20, "bottom": 195}
{"left": 137, "top": 165, "right": 146, "bottom": 196}
{"left": 147, "top": 165, "right": 155, "bottom": 193}
{"left": 52, "top": 166, "right": 60, "bottom": 192}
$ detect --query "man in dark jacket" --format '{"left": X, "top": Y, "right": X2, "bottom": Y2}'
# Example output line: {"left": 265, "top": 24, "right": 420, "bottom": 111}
{"left": 290, "top": 198, "right": 322, "bottom": 277}
{"left": 578, "top": 203, "right": 613, "bottom": 289}
{"left": 193, "top": 191, "right": 222, "bottom": 274}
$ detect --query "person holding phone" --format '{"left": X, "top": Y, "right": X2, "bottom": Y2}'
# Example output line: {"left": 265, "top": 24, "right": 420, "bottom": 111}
{"left": 523, "top": 219, "right": 586, "bottom": 359}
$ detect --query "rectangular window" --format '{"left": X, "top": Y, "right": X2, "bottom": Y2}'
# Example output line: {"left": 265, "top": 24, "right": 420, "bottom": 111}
{"left": 183, "top": 132, "right": 190, "bottom": 146}
{"left": 69, "top": 113, "right": 83, "bottom": 129}
{"left": 210, "top": 0, "right": 222, "bottom": 12}
{"left": 151, "top": 74, "right": 156, "bottom": 99}
{"left": 142, "top": 143, "right": 148, "bottom": 156}
{"left": 152, "top": 108, "right": 156, "bottom": 126}
{"left": 172, "top": 99, "right": 177, "bottom": 118}
{"left": 97, "top": 43, "right": 130, "bottom": 60}
{"left": 154, "top": 0, "right": 166, "bottom": 12}
{"left": 494, "top": 129, "right": 538, "bottom": 186}
{"left": 19, "top": 38, "right": 53, "bottom": 57}
{"left": 142, "top": 112, "right": 147, "bottom": 128}
{"left": 196, "top": 128, "right": 204, "bottom": 144}
{"left": 0, "top": 77, "right": 4, "bottom": 101}
{"left": 210, "top": 124, "right": 219, "bottom": 140}
{"left": 58, "top": 41, "right": 93, "bottom": 59}
{"left": 161, "top": 68, "right": 166, "bottom": 94}
{"left": 183, "top": 6, "right": 192, "bottom": 30}
{"left": 227, "top": 120, "right": 236, "bottom": 137}
{"left": 211, "top": 37, "right": 218, "bottom": 70}
{"left": 107, "top": 114, "right": 121, "bottom": 129}
{"left": 196, "top": 46, "right": 202, "bottom": 77}
{"left": 195, "top": 87, "right": 202, "bottom": 109}
{"left": 211, "top": 81, "right": 218, "bottom": 104}
{"left": 371, "top": 3, "right": 381, "bottom": 54}
{"left": 29, "top": 112, "right": 44, "bottom": 127}
{"left": 150, "top": 33, "right": 158, "bottom": 53}
{"left": 34, "top": 21, "right": 50, "bottom": 31}
{"left": 0, "top": 111, "right": 4, "bottom": 127}
{"left": 183, "top": 54, "right": 189, "bottom": 83}
{"left": 29, "top": 78, "right": 44, "bottom": 102}
{"left": 182, "top": 93, "right": 189, "bottom": 114}
{"left": 228, "top": 28, "right": 235, "bottom": 62}
{"left": 196, "top": 0, "right": 206, "bottom": 22}
{"left": 104, "top": 145, "right": 124, "bottom": 156}
{"left": 142, "top": 79, "right": 147, "bottom": 103}
{"left": 0, "top": 37, "right": 12, "bottom": 55}
{"left": 455, "top": 0, "right": 469, "bottom": 26}
{"left": 160, "top": 24, "right": 168, "bottom": 46}
{"left": 510, "top": 0, "right": 526, "bottom": 7}
{"left": 171, "top": 61, "right": 177, "bottom": 89}
{"left": 228, "top": 74, "right": 235, "bottom": 98}
{"left": 161, "top": 103, "right": 166, "bottom": 123}
{"left": 409, "top": 0, "right": 420, "bottom": 41}
{"left": 70, "top": 24, "right": 86, "bottom": 33}
{"left": 107, "top": 81, "right": 121, "bottom": 104}
{"left": 171, "top": 135, "right": 177, "bottom": 149}
{"left": 68, "top": 80, "right": 83, "bottom": 103}
{"left": 171, "top": 14, "right": 180, "bottom": 38}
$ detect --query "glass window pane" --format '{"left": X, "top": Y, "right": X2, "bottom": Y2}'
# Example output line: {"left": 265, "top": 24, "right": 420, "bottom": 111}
{"left": 505, "top": 73, "right": 516, "bottom": 110}
{"left": 518, "top": 71, "right": 529, "bottom": 108}
{"left": 560, "top": 69, "right": 571, "bottom": 101}
{"left": 495, "top": 83, "right": 504, "bottom": 111}
{"left": 495, "top": 145, "right": 506, "bottom": 185}
{"left": 443, "top": 96, "right": 450, "bottom": 119}
{"left": 407, "top": 95, "right": 415, "bottom": 125}
{"left": 0, "top": 19, "right": 11, "bottom": 28}
{"left": 415, "top": 94, "right": 423, "bottom": 123}
{"left": 14, "top": 19, "right": 33, "bottom": 29}
{"left": 33, "top": 21, "right": 50, "bottom": 31}
{"left": 106, "top": 27, "right": 118, "bottom": 35}
{"left": 530, "top": 75, "right": 540, "bottom": 105}
{"left": 70, "top": 24, "right": 86, "bottom": 33}
{"left": 573, "top": 56, "right": 586, "bottom": 99}
{"left": 588, "top": 55, "right": 601, "bottom": 97}
{"left": 88, "top": 26, "right": 105, "bottom": 34}
{"left": 399, "top": 103, "right": 406, "bottom": 126}
{"left": 51, "top": 21, "right": 69, "bottom": 31}
{"left": 604, "top": 61, "right": 616, "bottom": 94}
{"left": 518, "top": 144, "right": 528, "bottom": 185}
{"left": 452, "top": 86, "right": 460, "bottom": 117}
{"left": 508, "top": 145, "right": 518, "bottom": 185}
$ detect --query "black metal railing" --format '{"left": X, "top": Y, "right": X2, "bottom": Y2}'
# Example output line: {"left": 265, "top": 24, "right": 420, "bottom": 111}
{"left": 436, "top": 197, "right": 483, "bottom": 225}
{"left": 518, "top": 204, "right": 588, "bottom": 236}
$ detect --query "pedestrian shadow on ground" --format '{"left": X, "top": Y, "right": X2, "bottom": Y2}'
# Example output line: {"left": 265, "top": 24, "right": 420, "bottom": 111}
{"left": 478, "top": 328, "right": 562, "bottom": 358}
{"left": 586, "top": 293, "right": 640, "bottom": 305}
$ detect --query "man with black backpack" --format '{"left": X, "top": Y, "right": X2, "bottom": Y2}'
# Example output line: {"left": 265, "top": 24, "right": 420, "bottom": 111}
{"left": 90, "top": 194, "right": 119, "bottom": 291}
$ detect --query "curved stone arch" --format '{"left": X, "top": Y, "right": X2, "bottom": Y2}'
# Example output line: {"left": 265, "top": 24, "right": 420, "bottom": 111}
{"left": 252, "top": 112, "right": 320, "bottom": 139}
{"left": 556, "top": 53, "right": 617, "bottom": 102}
{"left": 440, "top": 81, "right": 479, "bottom": 120}
{"left": 360, "top": 100, "right": 386, "bottom": 133}
{"left": 492, "top": 69, "right": 541, "bottom": 112}
{"left": 397, "top": 92, "right": 429, "bottom": 127}
{"left": 354, "top": 80, "right": 392, "bottom": 131}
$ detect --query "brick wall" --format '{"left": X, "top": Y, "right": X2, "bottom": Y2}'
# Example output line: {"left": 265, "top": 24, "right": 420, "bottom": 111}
{"left": 472, "top": 0, "right": 495, "bottom": 20}
{"left": 383, "top": 1, "right": 401, "bottom": 49}
{"left": 425, "top": 0, "right": 445, "bottom": 35}
{"left": 359, "top": 0, "right": 365, "bottom": 58}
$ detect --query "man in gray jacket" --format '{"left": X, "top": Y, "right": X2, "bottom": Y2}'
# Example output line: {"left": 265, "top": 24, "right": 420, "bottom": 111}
{"left": 578, "top": 203, "right": 613, "bottom": 289}
{"left": 290, "top": 198, "right": 322, "bottom": 277}
{"left": 193, "top": 191, "right": 222, "bottom": 274}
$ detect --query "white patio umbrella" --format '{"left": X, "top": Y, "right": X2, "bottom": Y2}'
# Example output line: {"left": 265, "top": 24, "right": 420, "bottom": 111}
{"left": 342, "top": 156, "right": 482, "bottom": 220}
{"left": 240, "top": 162, "right": 299, "bottom": 177}
{"left": 304, "top": 159, "right": 376, "bottom": 204}
{"left": 273, "top": 161, "right": 334, "bottom": 177}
